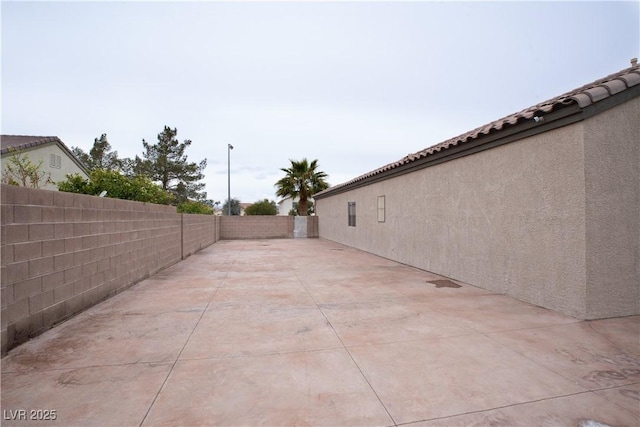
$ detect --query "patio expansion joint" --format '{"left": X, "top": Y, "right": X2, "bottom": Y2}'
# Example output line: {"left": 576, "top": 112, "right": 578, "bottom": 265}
{"left": 340, "top": 329, "right": 480, "bottom": 350}
{"left": 293, "top": 270, "right": 399, "bottom": 427}
{"left": 478, "top": 318, "right": 582, "bottom": 335}
{"left": 172, "top": 345, "right": 349, "bottom": 363}
{"left": 591, "top": 380, "right": 640, "bottom": 419}
{"left": 393, "top": 389, "right": 615, "bottom": 426}
{"left": 585, "top": 320, "right": 637, "bottom": 355}
{"left": 480, "top": 323, "right": 638, "bottom": 394}
{"left": 138, "top": 255, "right": 236, "bottom": 427}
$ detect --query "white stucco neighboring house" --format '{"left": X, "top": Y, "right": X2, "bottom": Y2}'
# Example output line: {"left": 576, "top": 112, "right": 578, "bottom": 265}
{"left": 277, "top": 196, "right": 316, "bottom": 216}
{"left": 1, "top": 135, "right": 89, "bottom": 190}
{"left": 277, "top": 196, "right": 294, "bottom": 215}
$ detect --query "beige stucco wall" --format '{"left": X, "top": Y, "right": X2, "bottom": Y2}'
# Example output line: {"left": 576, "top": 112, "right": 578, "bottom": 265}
{"left": 317, "top": 121, "right": 589, "bottom": 317}
{"left": 583, "top": 97, "right": 639, "bottom": 318}
{"left": 1, "top": 144, "right": 88, "bottom": 190}
{"left": 317, "top": 98, "right": 639, "bottom": 319}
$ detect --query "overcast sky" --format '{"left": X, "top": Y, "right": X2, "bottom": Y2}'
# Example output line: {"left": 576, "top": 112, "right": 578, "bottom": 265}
{"left": 2, "top": 1, "right": 638, "bottom": 204}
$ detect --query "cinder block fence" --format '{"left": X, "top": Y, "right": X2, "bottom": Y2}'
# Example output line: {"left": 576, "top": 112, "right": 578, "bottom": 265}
{"left": 220, "top": 215, "right": 318, "bottom": 239}
{"left": 1, "top": 185, "right": 315, "bottom": 355}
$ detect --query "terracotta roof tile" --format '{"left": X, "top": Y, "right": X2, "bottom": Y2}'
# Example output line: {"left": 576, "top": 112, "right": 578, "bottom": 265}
{"left": 604, "top": 79, "right": 628, "bottom": 95}
{"left": 319, "top": 64, "right": 640, "bottom": 195}
{"left": 1, "top": 135, "right": 61, "bottom": 154}
{"left": 1, "top": 134, "right": 90, "bottom": 175}
{"left": 619, "top": 72, "right": 640, "bottom": 87}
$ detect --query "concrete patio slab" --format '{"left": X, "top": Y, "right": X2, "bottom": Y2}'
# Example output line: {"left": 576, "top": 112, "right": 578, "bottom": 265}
{"left": 142, "top": 350, "right": 393, "bottom": 427}
{"left": 593, "top": 382, "right": 640, "bottom": 418}
{"left": 349, "top": 334, "right": 585, "bottom": 424}
{"left": 2, "top": 363, "right": 172, "bottom": 427}
{"left": 428, "top": 293, "right": 582, "bottom": 333}
{"left": 210, "top": 282, "right": 316, "bottom": 307}
{"left": 180, "top": 305, "right": 342, "bottom": 359}
{"left": 488, "top": 320, "right": 640, "bottom": 390}
{"left": 1, "top": 239, "right": 638, "bottom": 426}
{"left": 2, "top": 311, "right": 200, "bottom": 372}
{"left": 319, "top": 300, "right": 477, "bottom": 346}
{"left": 411, "top": 391, "right": 639, "bottom": 426}
{"left": 91, "top": 287, "right": 215, "bottom": 315}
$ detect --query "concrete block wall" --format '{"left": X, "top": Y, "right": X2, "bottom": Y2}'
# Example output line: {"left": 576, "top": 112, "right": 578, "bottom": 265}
{"left": 306, "top": 216, "right": 319, "bottom": 238}
{"left": 1, "top": 185, "right": 318, "bottom": 355}
{"left": 182, "top": 214, "right": 220, "bottom": 258}
{"left": 0, "top": 185, "right": 217, "bottom": 355}
{"left": 220, "top": 216, "right": 295, "bottom": 239}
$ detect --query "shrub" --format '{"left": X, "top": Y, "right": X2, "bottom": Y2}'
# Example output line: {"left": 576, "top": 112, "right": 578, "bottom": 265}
{"left": 177, "top": 200, "right": 214, "bottom": 214}
{"left": 245, "top": 199, "right": 277, "bottom": 215}
{"left": 58, "top": 169, "right": 174, "bottom": 205}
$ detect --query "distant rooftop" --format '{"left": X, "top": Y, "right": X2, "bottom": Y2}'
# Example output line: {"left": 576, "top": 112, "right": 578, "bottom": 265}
{"left": 1, "top": 135, "right": 63, "bottom": 155}
{"left": 1, "top": 134, "right": 89, "bottom": 174}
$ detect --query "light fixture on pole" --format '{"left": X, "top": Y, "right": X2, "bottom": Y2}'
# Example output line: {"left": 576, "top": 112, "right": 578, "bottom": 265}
{"left": 227, "top": 144, "right": 234, "bottom": 216}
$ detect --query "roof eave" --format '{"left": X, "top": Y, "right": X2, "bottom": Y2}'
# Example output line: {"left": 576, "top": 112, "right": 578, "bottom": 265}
{"left": 314, "top": 90, "right": 630, "bottom": 200}
{"left": 53, "top": 139, "right": 91, "bottom": 176}
{"left": 315, "top": 65, "right": 640, "bottom": 200}
{"left": 1, "top": 136, "right": 90, "bottom": 177}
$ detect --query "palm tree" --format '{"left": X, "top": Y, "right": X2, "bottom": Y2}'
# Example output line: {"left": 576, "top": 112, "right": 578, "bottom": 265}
{"left": 275, "top": 158, "right": 329, "bottom": 216}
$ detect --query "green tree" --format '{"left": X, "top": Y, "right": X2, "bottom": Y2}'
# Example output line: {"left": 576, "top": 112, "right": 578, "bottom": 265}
{"left": 177, "top": 200, "right": 214, "bottom": 215}
{"left": 245, "top": 199, "right": 277, "bottom": 215}
{"left": 221, "top": 198, "right": 241, "bottom": 216}
{"left": 58, "top": 169, "right": 174, "bottom": 205}
{"left": 289, "top": 200, "right": 315, "bottom": 216}
{"left": 134, "top": 126, "right": 207, "bottom": 203}
{"left": 275, "top": 158, "right": 329, "bottom": 216}
{"left": 72, "top": 134, "right": 122, "bottom": 171}
{"left": 1, "top": 148, "right": 52, "bottom": 188}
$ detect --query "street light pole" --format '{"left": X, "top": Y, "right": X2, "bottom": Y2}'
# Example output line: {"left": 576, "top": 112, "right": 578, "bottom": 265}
{"left": 227, "top": 144, "right": 234, "bottom": 216}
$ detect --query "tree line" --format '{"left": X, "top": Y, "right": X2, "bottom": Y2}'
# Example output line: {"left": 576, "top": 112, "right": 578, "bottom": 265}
{"left": 63, "top": 126, "right": 212, "bottom": 214}
{"left": 3, "top": 127, "right": 332, "bottom": 216}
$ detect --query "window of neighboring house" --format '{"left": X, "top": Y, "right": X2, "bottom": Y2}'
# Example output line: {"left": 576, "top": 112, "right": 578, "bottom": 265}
{"left": 377, "top": 195, "right": 385, "bottom": 223}
{"left": 348, "top": 202, "right": 356, "bottom": 227}
{"left": 49, "top": 154, "right": 61, "bottom": 169}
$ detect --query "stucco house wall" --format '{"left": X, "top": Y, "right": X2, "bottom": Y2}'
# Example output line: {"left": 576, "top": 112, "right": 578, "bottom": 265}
{"left": 277, "top": 197, "right": 294, "bottom": 215}
{"left": 11, "top": 144, "right": 87, "bottom": 189}
{"left": 583, "top": 98, "right": 639, "bottom": 318}
{"left": 277, "top": 196, "right": 317, "bottom": 216}
{"left": 316, "top": 121, "right": 590, "bottom": 318}
{"left": 316, "top": 68, "right": 639, "bottom": 320}
{"left": 1, "top": 136, "right": 89, "bottom": 190}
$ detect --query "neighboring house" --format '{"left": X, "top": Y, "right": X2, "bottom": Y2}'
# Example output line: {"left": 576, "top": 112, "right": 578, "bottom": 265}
{"left": 277, "top": 196, "right": 316, "bottom": 215}
{"left": 239, "top": 203, "right": 252, "bottom": 216}
{"left": 217, "top": 203, "right": 251, "bottom": 216}
{"left": 1, "top": 135, "right": 89, "bottom": 190}
{"left": 277, "top": 196, "right": 295, "bottom": 215}
{"left": 315, "top": 63, "right": 640, "bottom": 320}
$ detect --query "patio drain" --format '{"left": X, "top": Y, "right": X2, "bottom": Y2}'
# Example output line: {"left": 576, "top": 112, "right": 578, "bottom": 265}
{"left": 428, "top": 279, "right": 461, "bottom": 289}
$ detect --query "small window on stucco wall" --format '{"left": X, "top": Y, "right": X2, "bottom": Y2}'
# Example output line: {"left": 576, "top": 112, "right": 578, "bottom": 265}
{"left": 377, "top": 196, "right": 385, "bottom": 223}
{"left": 348, "top": 202, "right": 356, "bottom": 227}
{"left": 49, "top": 154, "right": 61, "bottom": 169}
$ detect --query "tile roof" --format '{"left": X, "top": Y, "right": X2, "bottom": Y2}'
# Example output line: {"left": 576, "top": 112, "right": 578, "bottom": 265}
{"left": 317, "top": 63, "right": 640, "bottom": 196}
{"left": 1, "top": 135, "right": 63, "bottom": 154}
{"left": 1, "top": 135, "right": 89, "bottom": 175}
